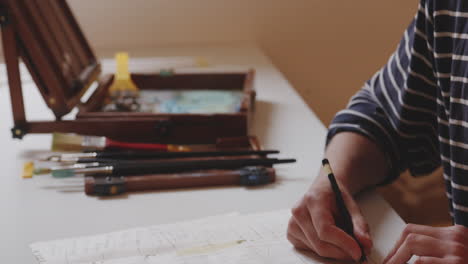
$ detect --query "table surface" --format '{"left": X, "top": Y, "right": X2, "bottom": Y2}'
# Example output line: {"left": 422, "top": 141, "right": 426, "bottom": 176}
{"left": 0, "top": 43, "right": 397, "bottom": 263}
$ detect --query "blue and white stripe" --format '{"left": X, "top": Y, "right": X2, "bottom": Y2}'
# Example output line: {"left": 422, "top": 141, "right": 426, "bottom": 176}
{"left": 327, "top": 0, "right": 468, "bottom": 226}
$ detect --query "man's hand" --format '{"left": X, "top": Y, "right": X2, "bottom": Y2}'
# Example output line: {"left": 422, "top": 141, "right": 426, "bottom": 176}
{"left": 287, "top": 178, "right": 373, "bottom": 261}
{"left": 383, "top": 224, "right": 468, "bottom": 264}
{"left": 286, "top": 132, "right": 389, "bottom": 261}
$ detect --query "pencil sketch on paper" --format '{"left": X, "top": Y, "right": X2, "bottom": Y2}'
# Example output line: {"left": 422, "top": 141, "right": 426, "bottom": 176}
{"left": 30, "top": 210, "right": 369, "bottom": 264}
{"left": 31, "top": 192, "right": 407, "bottom": 264}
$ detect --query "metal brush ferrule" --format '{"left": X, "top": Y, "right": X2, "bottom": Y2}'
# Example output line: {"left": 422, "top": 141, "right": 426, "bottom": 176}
{"left": 52, "top": 162, "right": 101, "bottom": 171}
{"left": 59, "top": 152, "right": 98, "bottom": 162}
{"left": 73, "top": 166, "right": 114, "bottom": 175}
{"left": 82, "top": 136, "right": 106, "bottom": 151}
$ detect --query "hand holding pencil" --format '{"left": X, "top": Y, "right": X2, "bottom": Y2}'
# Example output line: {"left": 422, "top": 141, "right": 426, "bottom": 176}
{"left": 287, "top": 132, "right": 391, "bottom": 262}
{"left": 287, "top": 159, "right": 373, "bottom": 262}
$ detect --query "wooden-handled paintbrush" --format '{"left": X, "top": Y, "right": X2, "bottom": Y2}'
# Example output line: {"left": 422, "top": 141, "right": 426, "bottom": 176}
{"left": 85, "top": 166, "right": 276, "bottom": 196}
{"left": 51, "top": 133, "right": 191, "bottom": 152}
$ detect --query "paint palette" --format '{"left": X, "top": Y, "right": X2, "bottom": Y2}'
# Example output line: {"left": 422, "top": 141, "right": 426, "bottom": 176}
{"left": 102, "top": 89, "right": 244, "bottom": 114}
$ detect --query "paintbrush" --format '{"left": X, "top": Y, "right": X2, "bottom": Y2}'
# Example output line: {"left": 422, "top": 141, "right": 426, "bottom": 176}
{"left": 35, "top": 162, "right": 105, "bottom": 176}
{"left": 40, "top": 154, "right": 270, "bottom": 176}
{"left": 85, "top": 166, "right": 276, "bottom": 196}
{"left": 44, "top": 149, "right": 280, "bottom": 163}
{"left": 51, "top": 158, "right": 296, "bottom": 178}
{"left": 42, "top": 166, "right": 273, "bottom": 195}
{"left": 51, "top": 133, "right": 191, "bottom": 152}
{"left": 35, "top": 154, "right": 276, "bottom": 176}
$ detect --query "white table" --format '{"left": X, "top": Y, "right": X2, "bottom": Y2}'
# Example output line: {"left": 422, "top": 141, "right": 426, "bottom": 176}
{"left": 0, "top": 44, "right": 401, "bottom": 263}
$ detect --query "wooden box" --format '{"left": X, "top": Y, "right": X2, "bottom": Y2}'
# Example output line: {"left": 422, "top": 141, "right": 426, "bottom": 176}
{"left": 0, "top": 0, "right": 256, "bottom": 144}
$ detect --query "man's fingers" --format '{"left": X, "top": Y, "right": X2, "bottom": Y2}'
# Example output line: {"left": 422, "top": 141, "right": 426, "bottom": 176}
{"left": 342, "top": 190, "right": 373, "bottom": 252}
{"left": 384, "top": 224, "right": 468, "bottom": 263}
{"left": 403, "top": 224, "right": 468, "bottom": 243}
{"left": 384, "top": 234, "right": 464, "bottom": 264}
{"left": 415, "top": 256, "right": 463, "bottom": 264}
{"left": 291, "top": 205, "right": 321, "bottom": 251}
{"left": 288, "top": 220, "right": 348, "bottom": 259}
{"left": 291, "top": 209, "right": 351, "bottom": 260}
{"left": 450, "top": 225, "right": 468, "bottom": 243}
{"left": 287, "top": 232, "right": 310, "bottom": 251}
{"left": 384, "top": 224, "right": 427, "bottom": 263}
{"left": 310, "top": 205, "right": 362, "bottom": 261}
{"left": 342, "top": 190, "right": 370, "bottom": 235}
{"left": 385, "top": 234, "right": 440, "bottom": 264}
{"left": 287, "top": 218, "right": 314, "bottom": 250}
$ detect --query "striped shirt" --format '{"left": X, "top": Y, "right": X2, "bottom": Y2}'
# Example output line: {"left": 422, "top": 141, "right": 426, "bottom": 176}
{"left": 327, "top": 0, "right": 468, "bottom": 226}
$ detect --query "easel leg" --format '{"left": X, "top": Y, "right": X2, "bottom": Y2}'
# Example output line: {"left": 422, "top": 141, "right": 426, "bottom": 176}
{"left": 1, "top": 10, "right": 27, "bottom": 139}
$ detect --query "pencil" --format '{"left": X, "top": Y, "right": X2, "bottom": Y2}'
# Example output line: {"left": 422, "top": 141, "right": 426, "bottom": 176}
{"left": 322, "top": 159, "right": 367, "bottom": 263}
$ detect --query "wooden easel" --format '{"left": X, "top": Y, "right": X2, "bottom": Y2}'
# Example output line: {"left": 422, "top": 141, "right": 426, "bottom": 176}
{"left": 0, "top": 0, "right": 253, "bottom": 144}
{"left": 0, "top": 0, "right": 101, "bottom": 139}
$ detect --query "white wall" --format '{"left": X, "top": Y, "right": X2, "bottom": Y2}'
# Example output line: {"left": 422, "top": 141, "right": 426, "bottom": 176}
{"left": 68, "top": 0, "right": 262, "bottom": 50}
{"left": 68, "top": 0, "right": 418, "bottom": 123}
{"left": 258, "top": 1, "right": 418, "bottom": 123}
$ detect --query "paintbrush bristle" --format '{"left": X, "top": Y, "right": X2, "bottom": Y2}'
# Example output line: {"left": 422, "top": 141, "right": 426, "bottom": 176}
{"left": 51, "top": 133, "right": 85, "bottom": 152}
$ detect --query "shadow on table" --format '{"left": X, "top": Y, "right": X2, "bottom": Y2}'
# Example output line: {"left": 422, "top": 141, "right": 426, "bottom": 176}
{"left": 92, "top": 173, "right": 304, "bottom": 200}
{"left": 294, "top": 247, "right": 355, "bottom": 264}
{"left": 39, "top": 179, "right": 285, "bottom": 199}
{"left": 94, "top": 182, "right": 283, "bottom": 200}
{"left": 41, "top": 173, "right": 304, "bottom": 200}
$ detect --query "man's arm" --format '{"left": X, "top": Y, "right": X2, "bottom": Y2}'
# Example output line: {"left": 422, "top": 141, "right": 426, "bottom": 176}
{"left": 288, "top": 0, "right": 440, "bottom": 261}
{"left": 287, "top": 132, "right": 388, "bottom": 261}
{"left": 321, "top": 132, "right": 389, "bottom": 195}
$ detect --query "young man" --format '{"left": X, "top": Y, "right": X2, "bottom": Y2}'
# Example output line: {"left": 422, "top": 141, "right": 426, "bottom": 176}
{"left": 287, "top": 1, "right": 468, "bottom": 263}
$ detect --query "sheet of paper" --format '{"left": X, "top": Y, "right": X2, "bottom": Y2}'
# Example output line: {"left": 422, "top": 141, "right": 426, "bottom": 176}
{"left": 30, "top": 192, "right": 406, "bottom": 264}
{"left": 359, "top": 192, "right": 407, "bottom": 262}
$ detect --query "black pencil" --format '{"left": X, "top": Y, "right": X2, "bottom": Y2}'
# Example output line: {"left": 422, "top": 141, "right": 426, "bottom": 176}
{"left": 322, "top": 159, "right": 367, "bottom": 263}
